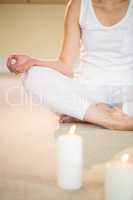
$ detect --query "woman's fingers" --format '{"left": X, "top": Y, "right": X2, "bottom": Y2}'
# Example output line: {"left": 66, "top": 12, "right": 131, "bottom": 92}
{"left": 7, "top": 55, "right": 21, "bottom": 73}
{"left": 7, "top": 55, "right": 15, "bottom": 68}
{"left": 11, "top": 64, "right": 26, "bottom": 74}
{"left": 7, "top": 56, "right": 12, "bottom": 68}
{"left": 7, "top": 54, "right": 30, "bottom": 74}
{"left": 7, "top": 54, "right": 19, "bottom": 68}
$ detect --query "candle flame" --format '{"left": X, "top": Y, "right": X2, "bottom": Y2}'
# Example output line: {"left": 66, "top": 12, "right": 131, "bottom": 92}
{"left": 69, "top": 124, "right": 76, "bottom": 135}
{"left": 121, "top": 153, "right": 129, "bottom": 163}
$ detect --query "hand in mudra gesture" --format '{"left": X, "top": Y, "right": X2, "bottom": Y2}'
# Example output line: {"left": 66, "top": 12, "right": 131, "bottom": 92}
{"left": 7, "top": 54, "right": 34, "bottom": 74}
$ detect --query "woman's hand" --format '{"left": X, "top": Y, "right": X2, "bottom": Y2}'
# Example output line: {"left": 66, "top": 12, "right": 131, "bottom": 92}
{"left": 7, "top": 54, "right": 34, "bottom": 74}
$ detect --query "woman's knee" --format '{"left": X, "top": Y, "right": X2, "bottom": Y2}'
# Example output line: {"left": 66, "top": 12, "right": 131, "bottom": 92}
{"left": 22, "top": 66, "right": 56, "bottom": 93}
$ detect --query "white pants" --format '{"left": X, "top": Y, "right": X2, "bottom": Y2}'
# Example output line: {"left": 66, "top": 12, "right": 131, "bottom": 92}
{"left": 22, "top": 66, "right": 133, "bottom": 120}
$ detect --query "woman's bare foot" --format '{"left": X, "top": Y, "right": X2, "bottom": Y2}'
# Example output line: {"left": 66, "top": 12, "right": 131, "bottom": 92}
{"left": 59, "top": 115, "right": 82, "bottom": 123}
{"left": 84, "top": 103, "right": 133, "bottom": 131}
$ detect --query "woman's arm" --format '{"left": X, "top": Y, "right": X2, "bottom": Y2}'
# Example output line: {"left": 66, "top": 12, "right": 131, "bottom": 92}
{"left": 7, "top": 0, "right": 81, "bottom": 76}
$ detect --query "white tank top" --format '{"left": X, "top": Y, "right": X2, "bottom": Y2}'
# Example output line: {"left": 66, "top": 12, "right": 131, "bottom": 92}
{"left": 74, "top": 0, "right": 133, "bottom": 85}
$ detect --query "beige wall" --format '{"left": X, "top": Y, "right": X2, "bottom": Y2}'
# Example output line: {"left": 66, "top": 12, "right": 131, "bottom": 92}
{"left": 0, "top": 4, "right": 65, "bottom": 60}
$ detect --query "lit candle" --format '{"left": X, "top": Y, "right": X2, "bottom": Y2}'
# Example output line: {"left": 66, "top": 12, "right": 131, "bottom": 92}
{"left": 122, "top": 102, "right": 133, "bottom": 117}
{"left": 105, "top": 154, "right": 133, "bottom": 200}
{"left": 57, "top": 125, "right": 83, "bottom": 190}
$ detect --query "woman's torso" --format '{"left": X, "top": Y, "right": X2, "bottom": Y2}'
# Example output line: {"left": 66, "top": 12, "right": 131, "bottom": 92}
{"left": 74, "top": 0, "right": 133, "bottom": 85}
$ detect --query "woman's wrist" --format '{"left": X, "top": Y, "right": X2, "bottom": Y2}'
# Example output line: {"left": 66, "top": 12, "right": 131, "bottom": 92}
{"left": 30, "top": 58, "right": 46, "bottom": 67}
{"left": 30, "top": 58, "right": 37, "bottom": 66}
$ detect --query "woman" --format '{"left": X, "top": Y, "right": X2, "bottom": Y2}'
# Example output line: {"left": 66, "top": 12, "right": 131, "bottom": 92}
{"left": 7, "top": 0, "right": 133, "bottom": 130}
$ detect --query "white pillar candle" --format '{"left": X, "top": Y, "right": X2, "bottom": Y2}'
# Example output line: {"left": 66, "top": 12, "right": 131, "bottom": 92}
{"left": 122, "top": 101, "right": 133, "bottom": 117}
{"left": 105, "top": 154, "right": 133, "bottom": 200}
{"left": 57, "top": 125, "right": 83, "bottom": 190}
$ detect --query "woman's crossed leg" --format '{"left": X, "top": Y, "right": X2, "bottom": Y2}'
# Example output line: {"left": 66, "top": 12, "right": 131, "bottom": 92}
{"left": 23, "top": 66, "right": 133, "bottom": 131}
